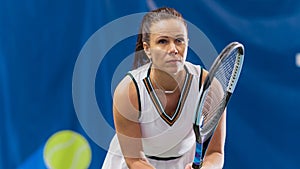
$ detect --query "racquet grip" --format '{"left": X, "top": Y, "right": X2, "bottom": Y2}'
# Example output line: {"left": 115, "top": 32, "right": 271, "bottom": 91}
{"left": 192, "top": 142, "right": 203, "bottom": 169}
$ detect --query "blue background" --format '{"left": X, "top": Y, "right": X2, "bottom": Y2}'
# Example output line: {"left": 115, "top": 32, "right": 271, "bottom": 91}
{"left": 1, "top": 0, "right": 300, "bottom": 168}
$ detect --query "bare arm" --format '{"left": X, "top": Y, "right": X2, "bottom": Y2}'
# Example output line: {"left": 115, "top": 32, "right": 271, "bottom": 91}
{"left": 201, "top": 110, "right": 226, "bottom": 169}
{"left": 198, "top": 69, "right": 226, "bottom": 169}
{"left": 113, "top": 76, "right": 155, "bottom": 169}
{"left": 184, "top": 111, "right": 226, "bottom": 169}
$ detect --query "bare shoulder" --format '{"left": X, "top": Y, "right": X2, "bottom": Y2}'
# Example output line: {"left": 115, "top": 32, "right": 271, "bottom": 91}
{"left": 113, "top": 75, "right": 139, "bottom": 119}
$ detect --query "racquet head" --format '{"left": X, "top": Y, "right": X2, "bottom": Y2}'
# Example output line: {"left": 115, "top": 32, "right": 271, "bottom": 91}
{"left": 192, "top": 42, "right": 244, "bottom": 168}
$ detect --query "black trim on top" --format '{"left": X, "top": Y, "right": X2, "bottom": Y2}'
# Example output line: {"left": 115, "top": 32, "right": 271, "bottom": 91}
{"left": 199, "top": 67, "right": 203, "bottom": 91}
{"left": 126, "top": 73, "right": 141, "bottom": 118}
{"left": 146, "top": 154, "right": 183, "bottom": 161}
{"left": 142, "top": 68, "right": 193, "bottom": 126}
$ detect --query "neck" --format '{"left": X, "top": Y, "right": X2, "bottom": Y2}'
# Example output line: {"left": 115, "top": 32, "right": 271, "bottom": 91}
{"left": 150, "top": 68, "right": 186, "bottom": 93}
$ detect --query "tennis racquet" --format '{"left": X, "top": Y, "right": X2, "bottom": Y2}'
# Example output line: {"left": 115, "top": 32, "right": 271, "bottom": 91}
{"left": 192, "top": 42, "right": 244, "bottom": 169}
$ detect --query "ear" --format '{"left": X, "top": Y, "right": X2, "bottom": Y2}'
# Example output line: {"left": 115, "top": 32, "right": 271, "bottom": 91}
{"left": 143, "top": 42, "right": 151, "bottom": 58}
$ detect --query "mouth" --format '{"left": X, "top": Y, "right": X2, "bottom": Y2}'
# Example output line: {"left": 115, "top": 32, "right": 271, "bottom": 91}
{"left": 166, "top": 59, "right": 181, "bottom": 64}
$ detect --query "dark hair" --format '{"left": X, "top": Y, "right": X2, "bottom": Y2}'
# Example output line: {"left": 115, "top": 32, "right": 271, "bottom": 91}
{"left": 132, "top": 7, "right": 187, "bottom": 69}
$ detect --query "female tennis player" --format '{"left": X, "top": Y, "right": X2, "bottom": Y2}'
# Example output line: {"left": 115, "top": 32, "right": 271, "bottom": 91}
{"left": 102, "top": 7, "right": 226, "bottom": 169}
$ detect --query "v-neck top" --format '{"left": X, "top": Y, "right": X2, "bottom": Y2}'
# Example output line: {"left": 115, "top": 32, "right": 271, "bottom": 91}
{"left": 127, "top": 61, "right": 203, "bottom": 158}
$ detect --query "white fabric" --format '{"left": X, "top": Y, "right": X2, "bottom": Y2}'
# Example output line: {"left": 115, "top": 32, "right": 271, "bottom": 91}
{"left": 102, "top": 62, "right": 202, "bottom": 169}
{"left": 102, "top": 135, "right": 196, "bottom": 169}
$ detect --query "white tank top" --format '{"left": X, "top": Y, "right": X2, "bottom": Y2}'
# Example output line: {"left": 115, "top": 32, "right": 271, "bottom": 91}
{"left": 128, "top": 62, "right": 202, "bottom": 158}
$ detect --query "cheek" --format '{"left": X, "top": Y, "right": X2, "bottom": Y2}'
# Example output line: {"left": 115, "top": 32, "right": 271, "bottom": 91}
{"left": 179, "top": 45, "right": 188, "bottom": 55}
{"left": 151, "top": 48, "right": 166, "bottom": 56}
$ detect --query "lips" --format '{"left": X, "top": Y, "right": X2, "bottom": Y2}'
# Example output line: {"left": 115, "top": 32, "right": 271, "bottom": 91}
{"left": 166, "top": 59, "right": 181, "bottom": 63}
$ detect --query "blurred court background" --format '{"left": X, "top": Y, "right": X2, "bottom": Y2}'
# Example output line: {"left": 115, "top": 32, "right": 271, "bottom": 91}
{"left": 1, "top": 0, "right": 300, "bottom": 168}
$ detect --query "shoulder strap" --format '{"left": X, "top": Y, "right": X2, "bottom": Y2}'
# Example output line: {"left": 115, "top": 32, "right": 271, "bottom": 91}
{"left": 125, "top": 72, "right": 141, "bottom": 118}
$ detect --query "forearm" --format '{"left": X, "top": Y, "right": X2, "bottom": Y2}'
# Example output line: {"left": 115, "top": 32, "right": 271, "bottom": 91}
{"left": 125, "top": 156, "right": 155, "bottom": 169}
{"left": 201, "top": 152, "right": 224, "bottom": 169}
{"left": 201, "top": 112, "right": 226, "bottom": 169}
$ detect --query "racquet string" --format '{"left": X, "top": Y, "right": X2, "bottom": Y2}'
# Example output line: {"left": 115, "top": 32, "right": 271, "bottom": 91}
{"left": 215, "top": 49, "right": 238, "bottom": 91}
{"left": 200, "top": 48, "right": 239, "bottom": 140}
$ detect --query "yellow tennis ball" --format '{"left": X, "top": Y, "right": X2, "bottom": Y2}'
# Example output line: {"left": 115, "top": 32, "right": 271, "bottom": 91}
{"left": 43, "top": 130, "right": 92, "bottom": 169}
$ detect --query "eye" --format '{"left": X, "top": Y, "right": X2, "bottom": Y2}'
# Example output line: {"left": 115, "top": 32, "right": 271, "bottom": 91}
{"left": 157, "top": 39, "right": 168, "bottom": 44}
{"left": 175, "top": 38, "right": 185, "bottom": 44}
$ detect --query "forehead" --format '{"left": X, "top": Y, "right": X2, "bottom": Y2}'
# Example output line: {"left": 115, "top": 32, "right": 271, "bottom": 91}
{"left": 149, "top": 19, "right": 187, "bottom": 38}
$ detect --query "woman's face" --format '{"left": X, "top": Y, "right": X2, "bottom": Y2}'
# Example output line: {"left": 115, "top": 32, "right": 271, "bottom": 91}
{"left": 144, "top": 18, "right": 188, "bottom": 75}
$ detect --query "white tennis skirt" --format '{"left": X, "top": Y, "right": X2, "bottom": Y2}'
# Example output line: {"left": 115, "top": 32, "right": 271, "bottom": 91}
{"left": 101, "top": 135, "right": 196, "bottom": 169}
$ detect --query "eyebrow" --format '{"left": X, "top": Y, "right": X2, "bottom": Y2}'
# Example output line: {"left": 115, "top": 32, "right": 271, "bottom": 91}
{"left": 155, "top": 34, "right": 185, "bottom": 39}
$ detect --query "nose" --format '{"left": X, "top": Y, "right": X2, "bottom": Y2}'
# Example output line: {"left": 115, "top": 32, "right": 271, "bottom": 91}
{"left": 168, "top": 42, "right": 178, "bottom": 55}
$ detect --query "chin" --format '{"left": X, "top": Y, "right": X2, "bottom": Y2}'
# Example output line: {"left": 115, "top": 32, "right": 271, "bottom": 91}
{"left": 165, "top": 66, "right": 184, "bottom": 75}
